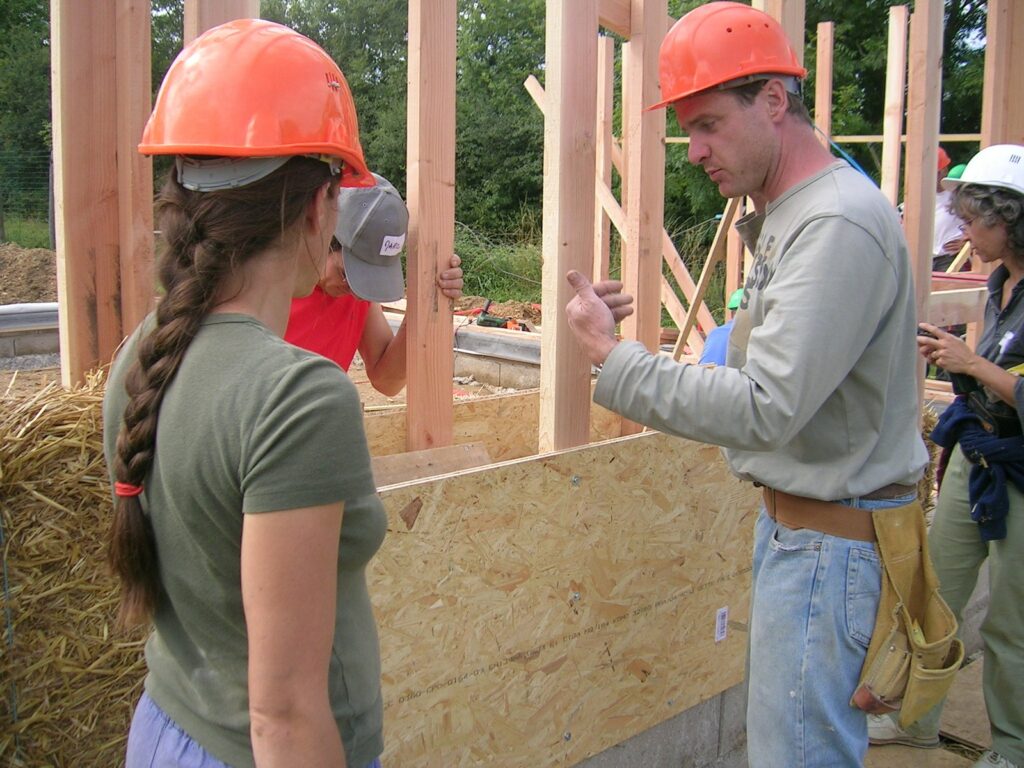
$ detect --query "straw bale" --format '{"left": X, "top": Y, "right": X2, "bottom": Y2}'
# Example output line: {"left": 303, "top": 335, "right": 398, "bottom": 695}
{"left": 1, "top": 370, "right": 146, "bottom": 768}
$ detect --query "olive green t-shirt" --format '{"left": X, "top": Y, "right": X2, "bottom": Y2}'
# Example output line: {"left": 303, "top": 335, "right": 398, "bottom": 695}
{"left": 102, "top": 313, "right": 386, "bottom": 768}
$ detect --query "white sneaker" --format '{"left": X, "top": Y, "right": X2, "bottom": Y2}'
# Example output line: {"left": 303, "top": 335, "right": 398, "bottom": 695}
{"left": 866, "top": 713, "right": 940, "bottom": 748}
{"left": 973, "top": 751, "right": 1021, "bottom": 768}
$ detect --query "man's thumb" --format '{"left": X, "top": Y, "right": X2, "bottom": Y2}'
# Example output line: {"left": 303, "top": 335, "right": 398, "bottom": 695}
{"left": 566, "top": 270, "right": 593, "bottom": 295}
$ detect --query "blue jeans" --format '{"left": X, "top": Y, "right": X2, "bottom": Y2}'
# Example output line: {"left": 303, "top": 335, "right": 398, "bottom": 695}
{"left": 127, "top": 691, "right": 383, "bottom": 768}
{"left": 747, "top": 493, "right": 915, "bottom": 768}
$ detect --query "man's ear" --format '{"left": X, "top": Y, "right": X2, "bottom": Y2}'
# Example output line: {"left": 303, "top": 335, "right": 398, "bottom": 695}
{"left": 763, "top": 79, "right": 790, "bottom": 123}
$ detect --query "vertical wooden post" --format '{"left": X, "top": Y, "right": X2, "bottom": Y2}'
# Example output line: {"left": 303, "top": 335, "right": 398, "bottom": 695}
{"left": 406, "top": 0, "right": 456, "bottom": 451}
{"left": 724, "top": 206, "right": 745, "bottom": 321}
{"left": 881, "top": 5, "right": 909, "bottom": 207}
{"left": 183, "top": 0, "right": 260, "bottom": 44}
{"left": 52, "top": 1, "right": 121, "bottom": 386}
{"left": 814, "top": 22, "right": 834, "bottom": 147}
{"left": 752, "top": 0, "right": 805, "bottom": 65}
{"left": 618, "top": 0, "right": 666, "bottom": 436}
{"left": 594, "top": 35, "right": 615, "bottom": 284}
{"left": 902, "top": 2, "right": 943, "bottom": 395}
{"left": 538, "top": 0, "right": 598, "bottom": 453}
{"left": 116, "top": 0, "right": 155, "bottom": 336}
{"left": 982, "top": 0, "right": 1024, "bottom": 146}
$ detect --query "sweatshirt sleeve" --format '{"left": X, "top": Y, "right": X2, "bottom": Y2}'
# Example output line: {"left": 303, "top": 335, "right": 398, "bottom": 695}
{"left": 595, "top": 215, "right": 899, "bottom": 451}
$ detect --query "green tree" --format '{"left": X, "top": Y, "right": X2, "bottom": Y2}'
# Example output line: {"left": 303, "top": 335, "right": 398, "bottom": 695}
{"left": 0, "top": 0, "right": 51, "bottom": 220}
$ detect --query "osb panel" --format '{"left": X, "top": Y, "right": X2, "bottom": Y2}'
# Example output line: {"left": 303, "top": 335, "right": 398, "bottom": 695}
{"left": 372, "top": 430, "right": 759, "bottom": 767}
{"left": 365, "top": 388, "right": 622, "bottom": 462}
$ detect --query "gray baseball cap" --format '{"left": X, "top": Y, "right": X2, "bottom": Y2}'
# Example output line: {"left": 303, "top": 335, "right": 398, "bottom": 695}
{"left": 336, "top": 173, "right": 409, "bottom": 303}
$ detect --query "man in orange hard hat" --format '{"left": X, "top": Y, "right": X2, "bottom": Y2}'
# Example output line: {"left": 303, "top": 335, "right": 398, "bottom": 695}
{"left": 564, "top": 4, "right": 927, "bottom": 766}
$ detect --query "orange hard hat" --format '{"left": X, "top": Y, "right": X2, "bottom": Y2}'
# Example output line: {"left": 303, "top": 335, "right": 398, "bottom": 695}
{"left": 937, "top": 146, "right": 951, "bottom": 171}
{"left": 139, "top": 19, "right": 372, "bottom": 188}
{"left": 649, "top": 2, "right": 807, "bottom": 112}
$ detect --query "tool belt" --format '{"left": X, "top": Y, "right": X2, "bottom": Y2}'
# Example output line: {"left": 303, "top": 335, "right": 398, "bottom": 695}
{"left": 761, "top": 488, "right": 895, "bottom": 542}
{"left": 850, "top": 500, "right": 964, "bottom": 727}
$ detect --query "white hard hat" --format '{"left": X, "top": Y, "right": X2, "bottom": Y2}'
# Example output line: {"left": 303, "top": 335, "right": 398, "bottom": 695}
{"left": 943, "top": 144, "right": 1024, "bottom": 196}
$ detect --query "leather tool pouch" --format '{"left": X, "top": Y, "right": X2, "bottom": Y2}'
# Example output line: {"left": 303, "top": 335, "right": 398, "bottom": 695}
{"left": 851, "top": 501, "right": 965, "bottom": 727}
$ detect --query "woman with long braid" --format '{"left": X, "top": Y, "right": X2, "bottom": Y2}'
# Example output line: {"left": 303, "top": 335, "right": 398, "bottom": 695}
{"left": 102, "top": 20, "right": 386, "bottom": 768}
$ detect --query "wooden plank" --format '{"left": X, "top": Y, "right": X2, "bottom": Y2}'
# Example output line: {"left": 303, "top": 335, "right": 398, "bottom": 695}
{"left": 881, "top": 5, "right": 910, "bottom": 207}
{"left": 538, "top": 0, "right": 598, "bottom": 453}
{"left": 52, "top": 1, "right": 121, "bottom": 387}
{"left": 666, "top": 133, "right": 982, "bottom": 145}
{"left": 594, "top": 35, "right": 615, "bottom": 284}
{"left": 945, "top": 241, "right": 973, "bottom": 273}
{"left": 183, "top": 0, "right": 260, "bottom": 44}
{"left": 814, "top": 21, "right": 834, "bottom": 147}
{"left": 725, "top": 219, "right": 744, "bottom": 321}
{"left": 752, "top": 0, "right": 805, "bottom": 64}
{"left": 366, "top": 386, "right": 623, "bottom": 463}
{"left": 374, "top": 430, "right": 759, "bottom": 766}
{"left": 902, "top": 3, "right": 944, "bottom": 395}
{"left": 116, "top": 0, "right": 155, "bottom": 337}
{"left": 926, "top": 288, "right": 987, "bottom": 327}
{"left": 406, "top": 0, "right": 456, "bottom": 451}
{"left": 597, "top": 0, "right": 630, "bottom": 38}
{"left": 618, "top": 0, "right": 667, "bottom": 356}
{"left": 660, "top": 227, "right": 717, "bottom": 337}
{"left": 982, "top": 0, "right": 1024, "bottom": 146}
{"left": 372, "top": 442, "right": 492, "bottom": 489}
{"left": 673, "top": 198, "right": 741, "bottom": 361}
{"left": 939, "top": 657, "right": 990, "bottom": 751}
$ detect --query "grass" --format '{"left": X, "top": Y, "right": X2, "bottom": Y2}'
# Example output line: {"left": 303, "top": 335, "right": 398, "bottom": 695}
{"left": 454, "top": 221, "right": 543, "bottom": 304}
{"left": 1, "top": 215, "right": 50, "bottom": 249}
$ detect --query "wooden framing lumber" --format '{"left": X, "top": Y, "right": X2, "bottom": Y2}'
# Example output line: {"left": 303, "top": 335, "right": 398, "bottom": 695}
{"left": 926, "top": 287, "right": 988, "bottom": 328}
{"left": 373, "top": 430, "right": 758, "bottom": 766}
{"left": 371, "top": 442, "right": 492, "bottom": 488}
{"left": 724, "top": 218, "right": 745, "bottom": 321}
{"left": 594, "top": 36, "right": 615, "bottom": 284}
{"left": 115, "top": 0, "right": 155, "bottom": 339}
{"left": 814, "top": 22, "right": 834, "bottom": 147}
{"left": 618, "top": 1, "right": 667, "bottom": 357}
{"left": 52, "top": 1, "right": 122, "bottom": 387}
{"left": 406, "top": 0, "right": 457, "bottom": 451}
{"left": 525, "top": 75, "right": 715, "bottom": 350}
{"left": 982, "top": 0, "right": 1024, "bottom": 146}
{"left": 753, "top": 0, "right": 805, "bottom": 65}
{"left": 183, "top": 0, "right": 260, "bottom": 44}
{"left": 364, "top": 386, "right": 623, "bottom": 463}
{"left": 902, "top": 2, "right": 944, "bottom": 390}
{"left": 597, "top": 0, "right": 631, "bottom": 38}
{"left": 672, "top": 198, "right": 741, "bottom": 361}
{"left": 538, "top": 0, "right": 598, "bottom": 453}
{"left": 881, "top": 5, "right": 910, "bottom": 207}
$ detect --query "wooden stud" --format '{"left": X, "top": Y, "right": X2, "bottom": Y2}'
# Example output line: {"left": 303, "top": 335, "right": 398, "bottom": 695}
{"left": 902, "top": 1, "right": 944, "bottom": 395}
{"left": 525, "top": 75, "right": 717, "bottom": 351}
{"left": 115, "top": 0, "right": 154, "bottom": 338}
{"left": 672, "top": 198, "right": 741, "bottom": 361}
{"left": 981, "top": 0, "right": 1024, "bottom": 146}
{"left": 538, "top": 0, "right": 598, "bottom": 453}
{"left": 881, "top": 5, "right": 909, "bottom": 207}
{"left": 814, "top": 22, "right": 834, "bottom": 147}
{"left": 597, "top": 0, "right": 631, "bottom": 38}
{"left": 724, "top": 217, "right": 745, "bottom": 321}
{"left": 183, "top": 0, "right": 260, "bottom": 44}
{"left": 371, "top": 442, "right": 492, "bottom": 489}
{"left": 594, "top": 36, "right": 615, "bottom": 284}
{"left": 752, "top": 0, "right": 805, "bottom": 64}
{"left": 52, "top": 1, "right": 121, "bottom": 387}
{"left": 405, "top": 0, "right": 457, "bottom": 451}
{"left": 618, "top": 0, "right": 667, "bottom": 360}
{"left": 926, "top": 288, "right": 988, "bottom": 327}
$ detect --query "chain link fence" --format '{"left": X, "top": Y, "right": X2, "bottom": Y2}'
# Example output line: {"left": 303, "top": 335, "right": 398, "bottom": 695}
{"left": 0, "top": 149, "right": 52, "bottom": 248}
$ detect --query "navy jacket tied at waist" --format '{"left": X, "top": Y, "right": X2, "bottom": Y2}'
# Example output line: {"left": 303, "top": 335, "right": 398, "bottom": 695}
{"left": 931, "top": 396, "right": 1024, "bottom": 542}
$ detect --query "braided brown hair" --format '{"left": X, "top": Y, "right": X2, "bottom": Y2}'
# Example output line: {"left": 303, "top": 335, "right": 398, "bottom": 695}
{"left": 109, "top": 156, "right": 337, "bottom": 627}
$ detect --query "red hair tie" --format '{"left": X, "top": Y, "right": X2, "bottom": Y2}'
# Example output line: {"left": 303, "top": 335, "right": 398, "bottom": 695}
{"left": 114, "top": 482, "right": 145, "bottom": 498}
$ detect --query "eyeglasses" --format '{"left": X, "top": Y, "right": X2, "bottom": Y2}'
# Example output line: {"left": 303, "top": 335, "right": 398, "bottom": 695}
{"left": 958, "top": 218, "right": 976, "bottom": 234}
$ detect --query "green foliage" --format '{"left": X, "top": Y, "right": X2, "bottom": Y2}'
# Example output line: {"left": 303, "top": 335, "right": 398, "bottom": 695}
{"left": 454, "top": 222, "right": 542, "bottom": 303}
{"left": 2, "top": 214, "right": 49, "bottom": 248}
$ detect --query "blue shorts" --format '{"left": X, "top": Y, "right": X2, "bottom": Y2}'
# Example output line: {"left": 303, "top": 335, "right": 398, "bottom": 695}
{"left": 127, "top": 691, "right": 382, "bottom": 768}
